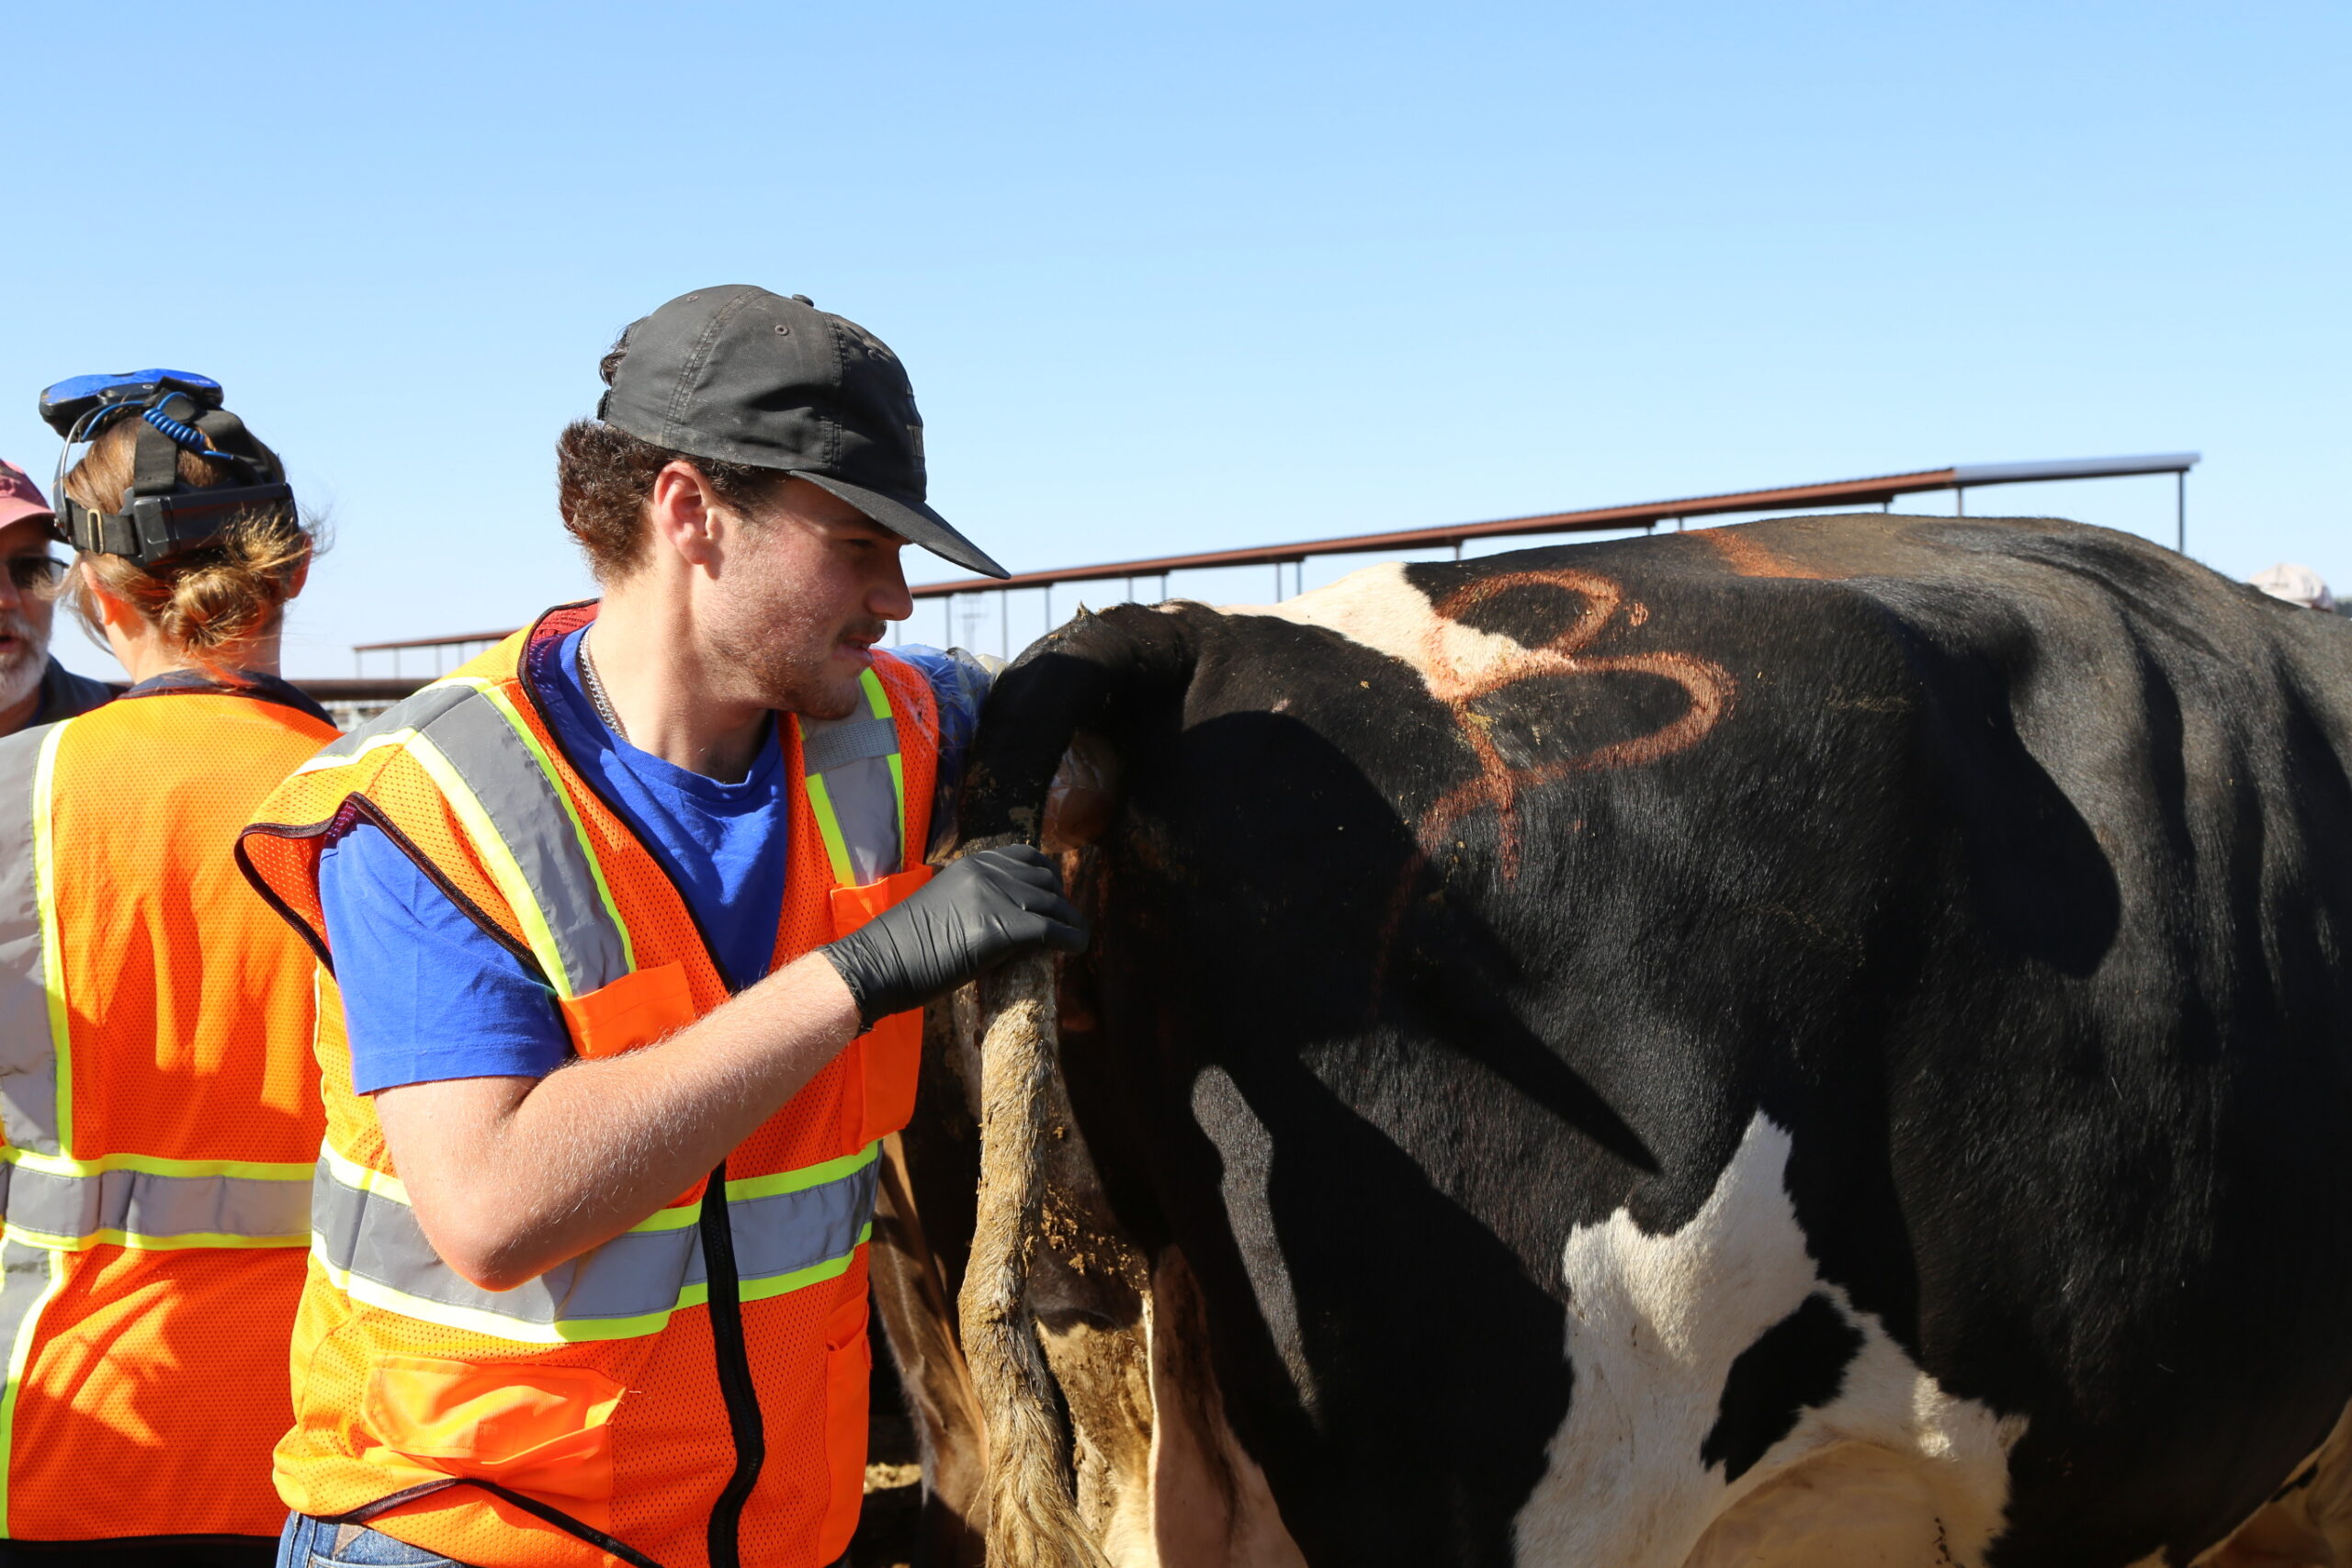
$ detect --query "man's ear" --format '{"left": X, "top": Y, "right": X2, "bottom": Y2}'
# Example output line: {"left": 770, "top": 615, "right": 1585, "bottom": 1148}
{"left": 645, "top": 461, "right": 725, "bottom": 570}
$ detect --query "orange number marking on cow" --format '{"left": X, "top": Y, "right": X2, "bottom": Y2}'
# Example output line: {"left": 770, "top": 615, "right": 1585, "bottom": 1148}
{"left": 1416, "top": 570, "right": 1737, "bottom": 878}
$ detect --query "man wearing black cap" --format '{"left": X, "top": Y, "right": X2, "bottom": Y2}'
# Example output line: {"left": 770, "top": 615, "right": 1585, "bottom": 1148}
{"left": 250, "top": 288, "right": 1080, "bottom": 1568}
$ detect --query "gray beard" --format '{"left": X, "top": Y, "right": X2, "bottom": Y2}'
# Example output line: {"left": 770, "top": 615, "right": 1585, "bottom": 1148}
{"left": 0, "top": 612, "right": 47, "bottom": 716}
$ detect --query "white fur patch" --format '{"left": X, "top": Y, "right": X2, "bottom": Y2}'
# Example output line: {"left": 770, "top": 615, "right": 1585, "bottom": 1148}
{"left": 1225, "top": 561, "right": 1533, "bottom": 695}
{"left": 1512, "top": 1114, "right": 2028, "bottom": 1568}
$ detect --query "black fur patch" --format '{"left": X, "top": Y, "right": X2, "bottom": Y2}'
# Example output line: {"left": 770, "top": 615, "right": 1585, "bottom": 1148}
{"left": 1702, "top": 1293, "right": 1866, "bottom": 1483}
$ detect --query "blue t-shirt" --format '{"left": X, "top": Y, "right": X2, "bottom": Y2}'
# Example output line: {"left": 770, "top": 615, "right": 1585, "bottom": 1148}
{"left": 317, "top": 636, "right": 989, "bottom": 1095}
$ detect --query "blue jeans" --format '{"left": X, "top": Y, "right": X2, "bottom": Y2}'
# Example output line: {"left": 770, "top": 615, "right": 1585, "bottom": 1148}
{"left": 275, "top": 1516, "right": 469, "bottom": 1568}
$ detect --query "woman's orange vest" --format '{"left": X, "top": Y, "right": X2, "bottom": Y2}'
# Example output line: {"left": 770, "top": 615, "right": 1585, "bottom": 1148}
{"left": 0, "top": 683, "right": 337, "bottom": 1544}
{"left": 236, "top": 605, "right": 940, "bottom": 1568}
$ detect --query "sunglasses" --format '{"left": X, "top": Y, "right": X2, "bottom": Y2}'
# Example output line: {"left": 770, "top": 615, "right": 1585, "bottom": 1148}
{"left": 6, "top": 556, "right": 65, "bottom": 592}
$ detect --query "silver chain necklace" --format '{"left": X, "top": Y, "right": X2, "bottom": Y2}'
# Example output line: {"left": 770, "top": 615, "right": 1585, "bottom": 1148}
{"left": 579, "top": 634, "right": 628, "bottom": 742}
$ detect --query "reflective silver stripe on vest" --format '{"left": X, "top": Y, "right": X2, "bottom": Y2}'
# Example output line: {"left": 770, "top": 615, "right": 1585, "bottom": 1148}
{"left": 0, "top": 1162, "right": 311, "bottom": 1247}
{"left": 0, "top": 1236, "right": 66, "bottom": 1501}
{"left": 312, "top": 681, "right": 629, "bottom": 998}
{"left": 0, "top": 725, "right": 60, "bottom": 1156}
{"left": 0, "top": 1238, "right": 58, "bottom": 1359}
{"left": 814, "top": 757, "right": 899, "bottom": 884}
{"left": 800, "top": 682, "right": 904, "bottom": 886}
{"left": 800, "top": 716, "right": 898, "bottom": 774}
{"left": 311, "top": 1151, "right": 879, "bottom": 1337}
{"left": 309, "top": 678, "right": 471, "bottom": 761}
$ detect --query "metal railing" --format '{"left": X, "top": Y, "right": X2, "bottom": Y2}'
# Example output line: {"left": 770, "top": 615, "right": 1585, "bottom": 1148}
{"left": 897, "top": 452, "right": 2199, "bottom": 657}
{"left": 351, "top": 452, "right": 2201, "bottom": 671}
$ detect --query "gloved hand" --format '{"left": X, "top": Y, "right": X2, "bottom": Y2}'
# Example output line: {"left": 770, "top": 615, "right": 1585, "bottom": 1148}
{"left": 820, "top": 845, "right": 1088, "bottom": 1030}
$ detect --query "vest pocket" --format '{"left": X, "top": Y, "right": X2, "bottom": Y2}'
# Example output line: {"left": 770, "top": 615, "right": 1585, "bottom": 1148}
{"left": 829, "top": 867, "right": 934, "bottom": 1145}
{"left": 558, "top": 963, "right": 698, "bottom": 1060}
{"left": 854, "top": 1012, "right": 923, "bottom": 1144}
{"left": 362, "top": 1355, "right": 625, "bottom": 1509}
{"left": 820, "top": 1290, "right": 873, "bottom": 1556}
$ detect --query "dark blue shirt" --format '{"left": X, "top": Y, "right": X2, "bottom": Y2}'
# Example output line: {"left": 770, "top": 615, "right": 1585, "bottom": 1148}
{"left": 32, "top": 657, "right": 117, "bottom": 726}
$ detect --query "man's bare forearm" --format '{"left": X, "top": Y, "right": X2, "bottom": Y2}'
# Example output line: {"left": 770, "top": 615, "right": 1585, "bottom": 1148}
{"left": 374, "top": 951, "right": 862, "bottom": 1290}
{"left": 373, "top": 845, "right": 1084, "bottom": 1292}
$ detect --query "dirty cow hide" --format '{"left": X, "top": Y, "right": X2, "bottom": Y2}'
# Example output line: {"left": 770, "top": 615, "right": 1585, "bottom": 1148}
{"left": 867, "top": 513, "right": 2352, "bottom": 1568}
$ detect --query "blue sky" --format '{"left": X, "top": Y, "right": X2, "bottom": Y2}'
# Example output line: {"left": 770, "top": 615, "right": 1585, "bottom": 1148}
{"left": 5, "top": 1, "right": 2343, "bottom": 678}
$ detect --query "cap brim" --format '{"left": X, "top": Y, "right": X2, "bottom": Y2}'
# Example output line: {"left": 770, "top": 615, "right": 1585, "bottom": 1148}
{"left": 795, "top": 473, "right": 1008, "bottom": 580}
{"left": 0, "top": 497, "right": 55, "bottom": 532}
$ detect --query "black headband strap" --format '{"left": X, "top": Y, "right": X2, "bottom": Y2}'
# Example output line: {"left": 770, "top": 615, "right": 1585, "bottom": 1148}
{"left": 130, "top": 418, "right": 182, "bottom": 499}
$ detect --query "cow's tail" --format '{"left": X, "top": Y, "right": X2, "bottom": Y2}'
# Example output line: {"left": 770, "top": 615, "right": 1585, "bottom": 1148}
{"left": 952, "top": 605, "right": 1201, "bottom": 1568}
{"left": 960, "top": 954, "right": 1105, "bottom": 1568}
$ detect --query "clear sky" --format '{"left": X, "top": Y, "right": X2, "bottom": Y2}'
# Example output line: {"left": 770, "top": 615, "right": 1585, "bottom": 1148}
{"left": 5, "top": 1, "right": 2343, "bottom": 679}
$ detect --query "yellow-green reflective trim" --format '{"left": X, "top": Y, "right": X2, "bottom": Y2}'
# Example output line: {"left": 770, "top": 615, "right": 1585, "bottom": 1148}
{"left": 864, "top": 668, "right": 907, "bottom": 862}
{"left": 611, "top": 1201, "right": 705, "bottom": 1235}
{"left": 317, "top": 1144, "right": 710, "bottom": 1235}
{"left": 887, "top": 750, "right": 908, "bottom": 860}
{"left": 3, "top": 1147, "right": 312, "bottom": 1183}
{"left": 30, "top": 726, "right": 67, "bottom": 1154}
{"left": 805, "top": 773, "right": 858, "bottom": 888}
{"left": 4, "top": 1224, "right": 309, "bottom": 1252}
{"left": 315, "top": 1141, "right": 879, "bottom": 1230}
{"left": 468, "top": 681, "right": 637, "bottom": 978}
{"left": 738, "top": 1235, "right": 867, "bottom": 1308}
{"left": 400, "top": 729, "right": 576, "bottom": 996}
{"left": 318, "top": 1144, "right": 410, "bottom": 1205}
{"left": 311, "top": 1141, "right": 881, "bottom": 1340}
{"left": 0, "top": 1245, "right": 67, "bottom": 1527}
{"left": 729, "top": 1142, "right": 879, "bottom": 1201}
{"left": 291, "top": 676, "right": 477, "bottom": 775}
{"left": 290, "top": 676, "right": 637, "bottom": 994}
{"left": 863, "top": 669, "right": 906, "bottom": 852}
{"left": 803, "top": 668, "right": 904, "bottom": 888}
{"left": 311, "top": 1227, "right": 870, "bottom": 1345}
{"left": 295, "top": 730, "right": 416, "bottom": 773}
{"left": 2, "top": 1147, "right": 316, "bottom": 1253}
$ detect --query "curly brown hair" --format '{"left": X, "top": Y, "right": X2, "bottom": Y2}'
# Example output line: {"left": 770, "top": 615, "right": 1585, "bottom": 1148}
{"left": 554, "top": 334, "right": 791, "bottom": 581}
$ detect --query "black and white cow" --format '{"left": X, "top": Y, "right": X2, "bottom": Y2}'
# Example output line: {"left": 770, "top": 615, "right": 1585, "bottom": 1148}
{"left": 873, "top": 512, "right": 2352, "bottom": 1568}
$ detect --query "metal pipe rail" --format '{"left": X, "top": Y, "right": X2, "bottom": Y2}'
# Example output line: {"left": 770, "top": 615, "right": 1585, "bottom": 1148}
{"left": 908, "top": 452, "right": 2201, "bottom": 603}
{"left": 350, "top": 453, "right": 2199, "bottom": 672}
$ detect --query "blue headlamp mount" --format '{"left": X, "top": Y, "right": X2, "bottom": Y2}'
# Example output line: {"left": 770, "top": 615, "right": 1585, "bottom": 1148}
{"left": 37, "top": 369, "right": 296, "bottom": 568}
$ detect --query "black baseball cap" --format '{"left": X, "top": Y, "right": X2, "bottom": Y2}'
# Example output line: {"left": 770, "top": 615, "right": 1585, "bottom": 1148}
{"left": 598, "top": 286, "right": 1007, "bottom": 579}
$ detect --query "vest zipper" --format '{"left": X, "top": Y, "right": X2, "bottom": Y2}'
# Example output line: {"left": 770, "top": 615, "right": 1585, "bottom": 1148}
{"left": 698, "top": 1156, "right": 765, "bottom": 1568}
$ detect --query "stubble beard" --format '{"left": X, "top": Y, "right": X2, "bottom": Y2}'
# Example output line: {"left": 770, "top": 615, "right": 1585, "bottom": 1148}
{"left": 708, "top": 604, "right": 879, "bottom": 721}
{"left": 0, "top": 610, "right": 49, "bottom": 716}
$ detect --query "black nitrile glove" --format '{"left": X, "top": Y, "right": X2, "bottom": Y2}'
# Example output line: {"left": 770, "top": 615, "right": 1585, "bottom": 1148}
{"left": 820, "top": 845, "right": 1089, "bottom": 1029}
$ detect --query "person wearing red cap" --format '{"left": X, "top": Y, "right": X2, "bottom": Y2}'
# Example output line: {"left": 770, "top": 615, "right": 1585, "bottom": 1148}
{"left": 0, "top": 459, "right": 115, "bottom": 735}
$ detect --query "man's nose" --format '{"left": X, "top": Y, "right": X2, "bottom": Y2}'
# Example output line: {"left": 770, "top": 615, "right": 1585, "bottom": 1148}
{"left": 872, "top": 557, "right": 914, "bottom": 623}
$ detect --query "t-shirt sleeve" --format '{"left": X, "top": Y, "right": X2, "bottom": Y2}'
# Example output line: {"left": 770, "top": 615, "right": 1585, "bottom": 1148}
{"left": 317, "top": 821, "right": 572, "bottom": 1094}
{"left": 891, "top": 644, "right": 997, "bottom": 856}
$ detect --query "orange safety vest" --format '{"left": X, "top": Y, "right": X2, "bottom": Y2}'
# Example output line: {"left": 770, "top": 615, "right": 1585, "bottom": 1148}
{"left": 0, "top": 682, "right": 336, "bottom": 1544}
{"left": 237, "top": 605, "right": 939, "bottom": 1568}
